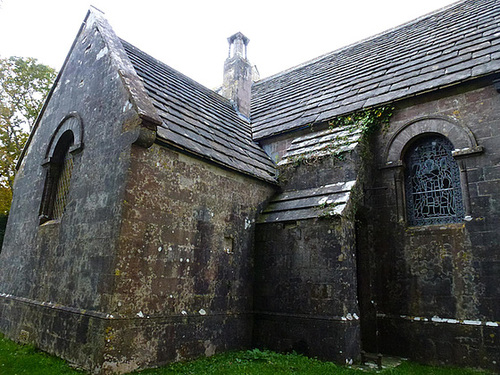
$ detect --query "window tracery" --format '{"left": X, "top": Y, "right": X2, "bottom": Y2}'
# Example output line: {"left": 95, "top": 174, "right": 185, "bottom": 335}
{"left": 405, "top": 135, "right": 464, "bottom": 226}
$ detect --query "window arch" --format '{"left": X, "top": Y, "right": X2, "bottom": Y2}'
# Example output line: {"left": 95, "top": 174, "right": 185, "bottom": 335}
{"left": 39, "top": 113, "right": 83, "bottom": 224}
{"left": 404, "top": 134, "right": 464, "bottom": 226}
{"left": 39, "top": 130, "right": 75, "bottom": 224}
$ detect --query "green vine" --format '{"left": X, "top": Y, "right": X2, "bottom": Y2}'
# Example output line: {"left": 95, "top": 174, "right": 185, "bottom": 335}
{"left": 328, "top": 105, "right": 394, "bottom": 136}
{"left": 286, "top": 105, "right": 394, "bottom": 168}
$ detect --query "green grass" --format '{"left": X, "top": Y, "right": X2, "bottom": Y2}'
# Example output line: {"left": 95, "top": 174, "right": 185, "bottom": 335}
{"left": 0, "top": 332, "right": 84, "bottom": 374}
{"left": 384, "top": 362, "right": 490, "bottom": 375}
{"left": 0, "top": 333, "right": 491, "bottom": 374}
{"left": 132, "top": 349, "right": 490, "bottom": 375}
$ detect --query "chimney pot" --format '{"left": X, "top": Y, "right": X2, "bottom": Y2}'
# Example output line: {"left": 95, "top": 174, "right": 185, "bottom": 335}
{"left": 228, "top": 32, "right": 249, "bottom": 59}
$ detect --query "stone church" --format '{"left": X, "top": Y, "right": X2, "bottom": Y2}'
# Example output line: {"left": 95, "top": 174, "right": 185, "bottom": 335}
{"left": 1, "top": 0, "right": 500, "bottom": 373}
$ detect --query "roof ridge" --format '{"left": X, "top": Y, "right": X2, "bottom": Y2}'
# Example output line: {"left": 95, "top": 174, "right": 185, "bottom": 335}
{"left": 255, "top": 0, "right": 465, "bottom": 85}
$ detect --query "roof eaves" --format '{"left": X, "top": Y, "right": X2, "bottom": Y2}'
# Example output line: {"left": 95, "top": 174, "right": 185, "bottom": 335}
{"left": 155, "top": 128, "right": 277, "bottom": 184}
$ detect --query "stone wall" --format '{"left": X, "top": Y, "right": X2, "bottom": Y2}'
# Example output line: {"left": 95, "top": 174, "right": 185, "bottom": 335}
{"left": 253, "top": 217, "right": 360, "bottom": 363}
{"left": 362, "top": 75, "right": 500, "bottom": 371}
{"left": 0, "top": 10, "right": 277, "bottom": 373}
{"left": 0, "top": 296, "right": 109, "bottom": 370}
{"left": 253, "top": 143, "right": 363, "bottom": 364}
{"left": 0, "top": 12, "right": 160, "bottom": 373}
{"left": 100, "top": 143, "right": 275, "bottom": 371}
{"left": 254, "top": 75, "right": 500, "bottom": 371}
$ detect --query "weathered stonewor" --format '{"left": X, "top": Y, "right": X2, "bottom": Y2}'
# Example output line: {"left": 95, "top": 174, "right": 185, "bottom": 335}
{"left": 1, "top": 0, "right": 500, "bottom": 373}
{"left": 359, "top": 79, "right": 500, "bottom": 370}
{"left": 0, "top": 9, "right": 275, "bottom": 374}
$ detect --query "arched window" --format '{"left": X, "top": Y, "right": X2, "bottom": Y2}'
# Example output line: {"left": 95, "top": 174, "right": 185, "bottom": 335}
{"left": 404, "top": 135, "right": 464, "bottom": 226}
{"left": 39, "top": 130, "right": 75, "bottom": 223}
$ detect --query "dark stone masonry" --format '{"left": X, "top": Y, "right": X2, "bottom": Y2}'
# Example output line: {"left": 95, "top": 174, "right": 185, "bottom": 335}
{"left": 1, "top": 0, "right": 500, "bottom": 373}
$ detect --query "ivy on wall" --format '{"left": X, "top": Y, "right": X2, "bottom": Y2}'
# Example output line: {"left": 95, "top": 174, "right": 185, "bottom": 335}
{"left": 328, "top": 105, "right": 394, "bottom": 136}
{"left": 287, "top": 105, "right": 394, "bottom": 167}
{"left": 276, "top": 105, "right": 395, "bottom": 217}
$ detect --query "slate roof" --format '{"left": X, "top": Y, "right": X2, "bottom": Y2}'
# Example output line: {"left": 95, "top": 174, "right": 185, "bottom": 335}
{"left": 257, "top": 181, "right": 356, "bottom": 223}
{"left": 251, "top": 0, "right": 500, "bottom": 140}
{"left": 121, "top": 40, "right": 276, "bottom": 183}
{"left": 278, "top": 125, "right": 362, "bottom": 165}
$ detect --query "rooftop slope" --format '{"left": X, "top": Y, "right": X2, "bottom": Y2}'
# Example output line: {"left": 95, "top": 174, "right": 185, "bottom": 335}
{"left": 257, "top": 181, "right": 356, "bottom": 222}
{"left": 122, "top": 40, "right": 276, "bottom": 183}
{"left": 251, "top": 0, "right": 500, "bottom": 140}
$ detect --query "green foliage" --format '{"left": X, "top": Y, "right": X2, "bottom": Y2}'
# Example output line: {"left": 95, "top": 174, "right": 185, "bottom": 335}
{"left": 328, "top": 105, "right": 394, "bottom": 136}
{"left": 384, "top": 361, "right": 491, "bottom": 375}
{"left": 0, "top": 333, "right": 84, "bottom": 374}
{"left": 0, "top": 56, "right": 56, "bottom": 129}
{"left": 0, "top": 185, "right": 10, "bottom": 248}
{"left": 0, "top": 185, "right": 11, "bottom": 215}
{"left": 132, "top": 349, "right": 356, "bottom": 375}
{"left": 0, "top": 56, "right": 56, "bottom": 210}
{"left": 286, "top": 106, "right": 394, "bottom": 168}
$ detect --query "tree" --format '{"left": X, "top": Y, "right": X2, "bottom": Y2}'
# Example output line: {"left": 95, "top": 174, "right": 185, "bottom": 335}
{"left": 0, "top": 56, "right": 56, "bottom": 205}
{"left": 0, "top": 56, "right": 56, "bottom": 246}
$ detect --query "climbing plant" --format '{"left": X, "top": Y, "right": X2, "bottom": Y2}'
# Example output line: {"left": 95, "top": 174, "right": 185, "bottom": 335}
{"left": 0, "top": 56, "right": 56, "bottom": 248}
{"left": 286, "top": 105, "right": 394, "bottom": 168}
{"left": 328, "top": 105, "right": 394, "bottom": 136}
{"left": 280, "top": 105, "right": 395, "bottom": 218}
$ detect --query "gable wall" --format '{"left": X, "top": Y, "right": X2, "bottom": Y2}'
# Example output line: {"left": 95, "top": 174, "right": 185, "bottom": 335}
{"left": 0, "top": 15, "right": 150, "bottom": 371}
{"left": 362, "top": 75, "right": 500, "bottom": 371}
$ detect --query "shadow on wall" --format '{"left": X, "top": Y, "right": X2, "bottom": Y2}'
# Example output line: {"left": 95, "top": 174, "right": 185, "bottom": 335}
{"left": 0, "top": 213, "right": 7, "bottom": 250}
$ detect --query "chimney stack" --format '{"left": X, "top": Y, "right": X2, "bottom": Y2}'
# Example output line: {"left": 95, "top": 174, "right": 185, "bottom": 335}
{"left": 220, "top": 32, "right": 253, "bottom": 119}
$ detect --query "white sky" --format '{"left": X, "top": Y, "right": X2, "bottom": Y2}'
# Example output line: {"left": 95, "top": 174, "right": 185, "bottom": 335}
{"left": 0, "top": 0, "right": 460, "bottom": 89}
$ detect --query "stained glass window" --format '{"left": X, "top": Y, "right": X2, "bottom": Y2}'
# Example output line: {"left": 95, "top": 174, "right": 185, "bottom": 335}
{"left": 405, "top": 135, "right": 464, "bottom": 226}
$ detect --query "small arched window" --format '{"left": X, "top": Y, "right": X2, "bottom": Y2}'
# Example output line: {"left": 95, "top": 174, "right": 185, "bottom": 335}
{"left": 404, "top": 135, "right": 464, "bottom": 226}
{"left": 39, "top": 130, "right": 75, "bottom": 223}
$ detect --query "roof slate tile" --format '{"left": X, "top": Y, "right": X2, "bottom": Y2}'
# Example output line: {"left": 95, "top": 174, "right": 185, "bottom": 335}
{"left": 252, "top": 0, "right": 500, "bottom": 140}
{"left": 472, "top": 59, "right": 500, "bottom": 76}
{"left": 122, "top": 40, "right": 276, "bottom": 182}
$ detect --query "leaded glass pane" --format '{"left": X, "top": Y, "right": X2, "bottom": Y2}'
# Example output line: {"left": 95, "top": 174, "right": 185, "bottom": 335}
{"left": 405, "top": 135, "right": 464, "bottom": 226}
{"left": 52, "top": 152, "right": 74, "bottom": 220}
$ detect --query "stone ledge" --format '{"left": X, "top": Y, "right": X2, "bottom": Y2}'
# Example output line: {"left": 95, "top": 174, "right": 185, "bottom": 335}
{"left": 377, "top": 313, "right": 500, "bottom": 327}
{"left": 254, "top": 310, "right": 360, "bottom": 323}
{"left": 0, "top": 293, "right": 250, "bottom": 321}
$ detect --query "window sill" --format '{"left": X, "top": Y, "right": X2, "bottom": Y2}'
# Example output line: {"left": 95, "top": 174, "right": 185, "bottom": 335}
{"left": 405, "top": 221, "right": 465, "bottom": 234}
{"left": 39, "top": 218, "right": 61, "bottom": 227}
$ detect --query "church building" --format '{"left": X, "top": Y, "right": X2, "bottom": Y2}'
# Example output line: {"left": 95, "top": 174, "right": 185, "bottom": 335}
{"left": 1, "top": 0, "right": 499, "bottom": 373}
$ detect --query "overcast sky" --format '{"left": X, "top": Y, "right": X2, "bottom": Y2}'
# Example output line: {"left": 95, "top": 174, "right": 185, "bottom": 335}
{"left": 0, "top": 0, "right": 460, "bottom": 89}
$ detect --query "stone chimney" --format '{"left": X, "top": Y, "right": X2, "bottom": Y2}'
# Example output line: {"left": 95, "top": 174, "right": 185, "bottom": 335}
{"left": 220, "top": 32, "right": 252, "bottom": 119}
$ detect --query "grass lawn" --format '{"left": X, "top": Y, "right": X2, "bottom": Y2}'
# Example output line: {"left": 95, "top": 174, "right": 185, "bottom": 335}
{"left": 0, "top": 332, "right": 84, "bottom": 374}
{"left": 131, "top": 349, "right": 491, "bottom": 375}
{"left": 0, "top": 333, "right": 491, "bottom": 374}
